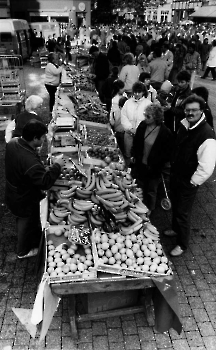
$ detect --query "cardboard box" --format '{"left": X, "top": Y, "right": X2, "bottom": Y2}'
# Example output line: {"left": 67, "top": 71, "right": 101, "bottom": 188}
{"left": 79, "top": 289, "right": 140, "bottom": 314}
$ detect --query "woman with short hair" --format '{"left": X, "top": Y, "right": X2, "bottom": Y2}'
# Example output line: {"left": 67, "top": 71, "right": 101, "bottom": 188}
{"left": 119, "top": 53, "right": 140, "bottom": 96}
{"left": 121, "top": 82, "right": 152, "bottom": 167}
{"left": 132, "top": 103, "right": 174, "bottom": 215}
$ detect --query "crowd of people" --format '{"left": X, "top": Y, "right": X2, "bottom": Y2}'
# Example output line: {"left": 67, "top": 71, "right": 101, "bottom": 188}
{"left": 87, "top": 24, "right": 216, "bottom": 257}
{"left": 3, "top": 21, "right": 216, "bottom": 260}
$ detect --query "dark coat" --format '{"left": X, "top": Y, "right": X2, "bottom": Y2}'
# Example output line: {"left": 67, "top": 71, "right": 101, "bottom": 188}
{"left": 133, "top": 121, "right": 174, "bottom": 177}
{"left": 94, "top": 52, "right": 110, "bottom": 80}
{"left": 13, "top": 111, "right": 43, "bottom": 138}
{"left": 164, "top": 85, "right": 192, "bottom": 134}
{"left": 171, "top": 118, "right": 215, "bottom": 181}
{"left": 5, "top": 138, "right": 61, "bottom": 217}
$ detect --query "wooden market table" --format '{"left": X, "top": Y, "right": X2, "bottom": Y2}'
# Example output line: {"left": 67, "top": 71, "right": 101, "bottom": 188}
{"left": 51, "top": 273, "right": 170, "bottom": 340}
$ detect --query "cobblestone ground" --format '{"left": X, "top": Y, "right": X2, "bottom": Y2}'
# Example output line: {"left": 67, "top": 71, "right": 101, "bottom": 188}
{"left": 0, "top": 65, "right": 216, "bottom": 350}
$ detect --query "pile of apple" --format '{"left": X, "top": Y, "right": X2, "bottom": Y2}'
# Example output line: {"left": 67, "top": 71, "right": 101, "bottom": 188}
{"left": 94, "top": 229, "right": 169, "bottom": 275}
{"left": 46, "top": 239, "right": 94, "bottom": 278}
{"left": 59, "top": 166, "right": 83, "bottom": 181}
{"left": 87, "top": 146, "right": 120, "bottom": 164}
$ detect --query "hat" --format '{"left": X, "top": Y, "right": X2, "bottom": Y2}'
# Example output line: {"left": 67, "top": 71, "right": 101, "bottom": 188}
{"left": 160, "top": 80, "right": 173, "bottom": 93}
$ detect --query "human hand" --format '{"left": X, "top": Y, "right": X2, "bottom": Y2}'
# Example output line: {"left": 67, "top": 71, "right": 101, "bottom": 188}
{"left": 54, "top": 154, "right": 65, "bottom": 168}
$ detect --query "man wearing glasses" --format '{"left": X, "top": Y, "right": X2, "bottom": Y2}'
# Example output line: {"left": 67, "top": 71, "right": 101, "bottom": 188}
{"left": 164, "top": 94, "right": 216, "bottom": 256}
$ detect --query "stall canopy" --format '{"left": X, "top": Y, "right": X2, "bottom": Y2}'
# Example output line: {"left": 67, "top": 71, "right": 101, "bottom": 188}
{"left": 190, "top": 6, "right": 216, "bottom": 18}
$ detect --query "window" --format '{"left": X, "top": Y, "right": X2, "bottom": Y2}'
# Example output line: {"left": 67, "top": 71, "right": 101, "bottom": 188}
{"left": 1, "top": 33, "right": 12, "bottom": 42}
{"left": 19, "top": 30, "right": 26, "bottom": 41}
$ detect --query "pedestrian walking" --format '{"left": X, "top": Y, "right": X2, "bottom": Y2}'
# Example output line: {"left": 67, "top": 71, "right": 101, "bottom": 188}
{"left": 201, "top": 39, "right": 216, "bottom": 81}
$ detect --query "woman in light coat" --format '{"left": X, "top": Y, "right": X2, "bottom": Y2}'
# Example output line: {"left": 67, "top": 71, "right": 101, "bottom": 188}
{"left": 121, "top": 82, "right": 152, "bottom": 167}
{"left": 119, "top": 53, "right": 140, "bottom": 96}
{"left": 201, "top": 40, "right": 216, "bottom": 81}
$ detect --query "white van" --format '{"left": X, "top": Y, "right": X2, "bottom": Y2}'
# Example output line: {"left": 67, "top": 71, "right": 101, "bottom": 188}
{"left": 30, "top": 22, "right": 60, "bottom": 41}
{"left": 0, "top": 19, "right": 30, "bottom": 59}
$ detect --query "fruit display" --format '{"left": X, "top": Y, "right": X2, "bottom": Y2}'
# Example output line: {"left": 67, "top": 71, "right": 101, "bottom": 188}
{"left": 46, "top": 230, "right": 96, "bottom": 282}
{"left": 46, "top": 161, "right": 172, "bottom": 278}
{"left": 48, "top": 167, "right": 146, "bottom": 230}
{"left": 85, "top": 126, "right": 116, "bottom": 147}
{"left": 92, "top": 228, "right": 171, "bottom": 277}
{"left": 69, "top": 91, "right": 109, "bottom": 124}
{"left": 68, "top": 72, "right": 95, "bottom": 92}
{"left": 86, "top": 146, "right": 120, "bottom": 163}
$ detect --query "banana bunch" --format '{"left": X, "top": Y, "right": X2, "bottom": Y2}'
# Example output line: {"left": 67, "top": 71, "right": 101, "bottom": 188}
{"left": 57, "top": 185, "right": 77, "bottom": 200}
{"left": 141, "top": 222, "right": 160, "bottom": 241}
{"left": 49, "top": 207, "right": 70, "bottom": 225}
{"left": 89, "top": 210, "right": 105, "bottom": 227}
{"left": 76, "top": 168, "right": 96, "bottom": 199}
{"left": 67, "top": 199, "right": 95, "bottom": 226}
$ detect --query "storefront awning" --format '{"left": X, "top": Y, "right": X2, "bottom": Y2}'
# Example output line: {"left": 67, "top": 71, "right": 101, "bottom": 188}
{"left": 190, "top": 6, "right": 216, "bottom": 18}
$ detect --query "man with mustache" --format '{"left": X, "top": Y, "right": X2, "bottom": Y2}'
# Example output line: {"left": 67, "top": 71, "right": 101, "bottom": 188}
{"left": 164, "top": 94, "right": 216, "bottom": 256}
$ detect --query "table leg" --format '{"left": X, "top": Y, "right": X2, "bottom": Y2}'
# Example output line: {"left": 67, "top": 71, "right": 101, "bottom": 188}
{"left": 140, "top": 288, "right": 155, "bottom": 326}
{"left": 68, "top": 295, "right": 78, "bottom": 340}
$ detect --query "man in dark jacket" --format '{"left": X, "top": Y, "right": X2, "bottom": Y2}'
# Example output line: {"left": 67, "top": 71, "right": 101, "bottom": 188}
{"left": 5, "top": 120, "right": 64, "bottom": 259}
{"left": 164, "top": 94, "right": 216, "bottom": 256}
{"left": 164, "top": 70, "right": 192, "bottom": 134}
{"left": 90, "top": 46, "right": 110, "bottom": 102}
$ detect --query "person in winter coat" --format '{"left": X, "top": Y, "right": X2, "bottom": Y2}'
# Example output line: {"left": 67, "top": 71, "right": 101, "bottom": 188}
{"left": 156, "top": 80, "right": 174, "bottom": 107}
{"left": 200, "top": 38, "right": 211, "bottom": 71}
{"left": 168, "top": 44, "right": 186, "bottom": 85}
{"left": 5, "top": 95, "right": 43, "bottom": 143}
{"left": 132, "top": 103, "right": 174, "bottom": 215}
{"left": 45, "top": 52, "right": 65, "bottom": 113}
{"left": 90, "top": 46, "right": 110, "bottom": 102}
{"left": 201, "top": 39, "right": 216, "bottom": 81}
{"left": 5, "top": 120, "right": 65, "bottom": 259}
{"left": 182, "top": 43, "right": 201, "bottom": 87}
{"left": 109, "top": 80, "right": 127, "bottom": 155}
{"left": 161, "top": 42, "right": 173, "bottom": 74}
{"left": 149, "top": 46, "right": 169, "bottom": 91}
{"left": 119, "top": 53, "right": 140, "bottom": 96}
{"left": 121, "top": 82, "right": 152, "bottom": 167}
{"left": 136, "top": 54, "right": 150, "bottom": 74}
{"left": 101, "top": 66, "right": 119, "bottom": 112}
{"left": 191, "top": 86, "right": 214, "bottom": 129}
{"left": 107, "top": 40, "right": 122, "bottom": 68}
{"left": 164, "top": 70, "right": 192, "bottom": 134}
{"left": 164, "top": 94, "right": 216, "bottom": 256}
{"left": 139, "top": 72, "right": 157, "bottom": 103}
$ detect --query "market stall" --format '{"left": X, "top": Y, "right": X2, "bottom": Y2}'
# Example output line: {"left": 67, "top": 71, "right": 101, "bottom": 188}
{"left": 0, "top": 54, "right": 25, "bottom": 129}
{"left": 29, "top": 66, "right": 182, "bottom": 342}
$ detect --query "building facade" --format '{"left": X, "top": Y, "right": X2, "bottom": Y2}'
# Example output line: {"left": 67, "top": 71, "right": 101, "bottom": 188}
{"left": 172, "top": 0, "right": 202, "bottom": 22}
{"left": 9, "top": 0, "right": 91, "bottom": 27}
{"left": 144, "top": 2, "right": 172, "bottom": 22}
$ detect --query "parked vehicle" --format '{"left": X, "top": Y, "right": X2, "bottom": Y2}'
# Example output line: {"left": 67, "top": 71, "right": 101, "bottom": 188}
{"left": 0, "top": 19, "right": 31, "bottom": 59}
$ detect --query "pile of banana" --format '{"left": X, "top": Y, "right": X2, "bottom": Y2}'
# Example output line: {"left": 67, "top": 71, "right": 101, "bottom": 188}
{"left": 48, "top": 167, "right": 160, "bottom": 238}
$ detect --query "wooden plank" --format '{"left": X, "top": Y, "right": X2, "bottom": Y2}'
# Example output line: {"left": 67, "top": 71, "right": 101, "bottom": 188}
{"left": 52, "top": 277, "right": 155, "bottom": 295}
{"left": 68, "top": 295, "right": 78, "bottom": 341}
{"left": 76, "top": 305, "right": 145, "bottom": 322}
